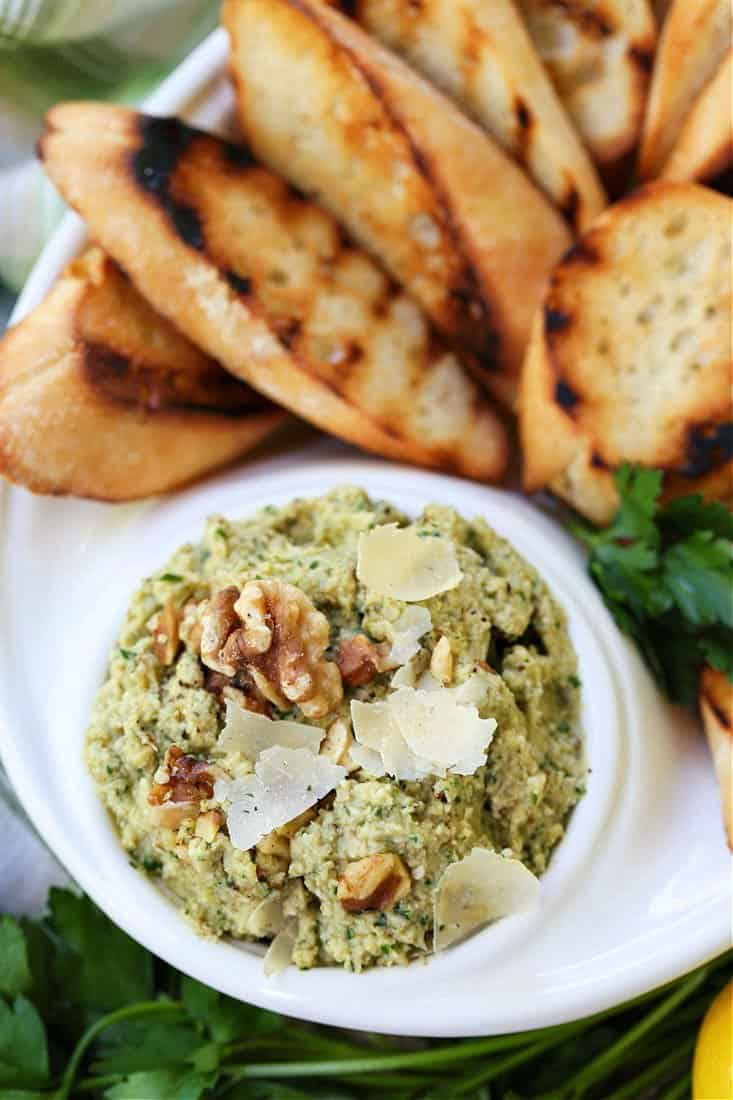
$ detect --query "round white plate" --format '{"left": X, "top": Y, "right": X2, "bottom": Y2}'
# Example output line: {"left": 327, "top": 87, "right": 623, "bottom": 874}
{"left": 3, "top": 31, "right": 730, "bottom": 1038}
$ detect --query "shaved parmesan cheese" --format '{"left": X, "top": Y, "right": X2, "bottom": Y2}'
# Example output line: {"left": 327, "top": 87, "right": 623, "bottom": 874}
{"left": 434, "top": 848, "right": 540, "bottom": 951}
{"left": 348, "top": 741, "right": 386, "bottom": 777}
{"left": 247, "top": 894, "right": 285, "bottom": 938}
{"left": 357, "top": 525, "right": 462, "bottom": 601}
{"left": 350, "top": 687, "right": 495, "bottom": 780}
{"left": 391, "top": 662, "right": 417, "bottom": 688}
{"left": 388, "top": 606, "right": 432, "bottom": 666}
{"left": 218, "top": 699, "right": 323, "bottom": 759}
{"left": 263, "top": 917, "right": 298, "bottom": 977}
{"left": 215, "top": 746, "right": 346, "bottom": 852}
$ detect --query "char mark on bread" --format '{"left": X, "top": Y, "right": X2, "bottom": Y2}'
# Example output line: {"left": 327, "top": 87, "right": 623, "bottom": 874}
{"left": 679, "top": 422, "right": 733, "bottom": 479}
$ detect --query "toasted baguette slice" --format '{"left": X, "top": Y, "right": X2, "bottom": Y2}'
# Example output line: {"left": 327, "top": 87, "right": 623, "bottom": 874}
{"left": 517, "top": 0, "right": 656, "bottom": 167}
{"left": 699, "top": 666, "right": 733, "bottom": 850}
{"left": 40, "top": 105, "right": 508, "bottom": 482}
{"left": 326, "top": 0, "right": 606, "bottom": 232}
{"left": 639, "top": 0, "right": 731, "bottom": 180}
{"left": 519, "top": 183, "right": 732, "bottom": 525}
{"left": 652, "top": 0, "right": 672, "bottom": 23}
{"left": 661, "top": 49, "right": 732, "bottom": 190}
{"left": 224, "top": 0, "right": 571, "bottom": 406}
{"left": 0, "top": 247, "right": 283, "bottom": 501}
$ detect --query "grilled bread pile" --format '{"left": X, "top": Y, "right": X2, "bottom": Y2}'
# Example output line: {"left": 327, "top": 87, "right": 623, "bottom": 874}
{"left": 0, "top": 0, "right": 730, "bottom": 508}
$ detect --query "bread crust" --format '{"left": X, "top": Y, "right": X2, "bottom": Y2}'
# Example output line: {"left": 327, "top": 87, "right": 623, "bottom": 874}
{"left": 661, "top": 49, "right": 732, "bottom": 189}
{"left": 517, "top": 0, "right": 656, "bottom": 167}
{"left": 699, "top": 666, "right": 733, "bottom": 850}
{"left": 224, "top": 0, "right": 571, "bottom": 405}
{"left": 40, "top": 105, "right": 508, "bottom": 482}
{"left": 326, "top": 0, "right": 607, "bottom": 232}
{"left": 0, "top": 248, "right": 284, "bottom": 501}
{"left": 519, "top": 182, "right": 733, "bottom": 524}
{"left": 639, "top": 0, "right": 731, "bottom": 179}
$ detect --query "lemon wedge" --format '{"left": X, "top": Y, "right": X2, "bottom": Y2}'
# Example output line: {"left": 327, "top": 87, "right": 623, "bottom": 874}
{"left": 693, "top": 978, "right": 732, "bottom": 1099}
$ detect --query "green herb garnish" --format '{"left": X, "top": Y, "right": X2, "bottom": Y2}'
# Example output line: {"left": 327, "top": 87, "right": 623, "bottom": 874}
{"left": 571, "top": 465, "right": 733, "bottom": 704}
{"left": 0, "top": 888, "right": 729, "bottom": 1098}
{"left": 159, "top": 573, "right": 183, "bottom": 584}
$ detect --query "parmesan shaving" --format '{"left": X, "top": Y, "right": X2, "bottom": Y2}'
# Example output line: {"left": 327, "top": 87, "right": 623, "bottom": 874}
{"left": 218, "top": 699, "right": 323, "bottom": 759}
{"left": 433, "top": 848, "right": 540, "bottom": 951}
{"left": 263, "top": 917, "right": 298, "bottom": 977}
{"left": 387, "top": 606, "right": 432, "bottom": 666}
{"left": 247, "top": 894, "right": 285, "bottom": 938}
{"left": 350, "top": 686, "right": 495, "bottom": 780}
{"left": 348, "top": 741, "right": 386, "bottom": 776}
{"left": 215, "top": 746, "right": 346, "bottom": 852}
{"left": 357, "top": 525, "right": 462, "bottom": 601}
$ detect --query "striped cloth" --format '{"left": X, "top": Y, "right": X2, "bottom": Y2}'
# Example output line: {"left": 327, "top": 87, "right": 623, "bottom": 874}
{"left": 0, "top": 0, "right": 218, "bottom": 293}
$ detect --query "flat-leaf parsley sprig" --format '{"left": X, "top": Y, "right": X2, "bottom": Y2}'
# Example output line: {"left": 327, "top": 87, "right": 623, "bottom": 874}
{"left": 569, "top": 464, "right": 733, "bottom": 704}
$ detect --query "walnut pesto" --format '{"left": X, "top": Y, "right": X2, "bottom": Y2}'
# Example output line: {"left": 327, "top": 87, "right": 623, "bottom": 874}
{"left": 85, "top": 487, "right": 585, "bottom": 971}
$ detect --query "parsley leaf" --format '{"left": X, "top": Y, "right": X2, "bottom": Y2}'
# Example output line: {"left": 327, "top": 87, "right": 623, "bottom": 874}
{"left": 46, "top": 889, "right": 153, "bottom": 1013}
{"left": 104, "top": 1069, "right": 216, "bottom": 1100}
{"left": 0, "top": 999, "right": 49, "bottom": 1088}
{"left": 182, "top": 978, "right": 282, "bottom": 1042}
{"left": 0, "top": 920, "right": 31, "bottom": 999}
{"left": 93, "top": 1021, "right": 207, "bottom": 1076}
{"left": 571, "top": 465, "right": 733, "bottom": 704}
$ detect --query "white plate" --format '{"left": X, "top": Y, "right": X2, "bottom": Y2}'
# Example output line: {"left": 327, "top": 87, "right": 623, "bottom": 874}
{"left": 2, "top": 31, "right": 730, "bottom": 1038}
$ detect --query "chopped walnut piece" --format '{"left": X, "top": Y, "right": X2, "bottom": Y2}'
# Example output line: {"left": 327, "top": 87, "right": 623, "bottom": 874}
{"left": 430, "top": 636, "right": 454, "bottom": 685}
{"left": 201, "top": 580, "right": 343, "bottom": 719}
{"left": 195, "top": 809, "right": 224, "bottom": 842}
{"left": 181, "top": 601, "right": 203, "bottom": 654}
{"left": 337, "top": 853, "right": 411, "bottom": 912}
{"left": 336, "top": 634, "right": 381, "bottom": 687}
{"left": 148, "top": 745, "right": 215, "bottom": 809}
{"left": 200, "top": 586, "right": 241, "bottom": 675}
{"left": 150, "top": 601, "right": 181, "bottom": 666}
{"left": 320, "top": 718, "right": 354, "bottom": 767}
{"left": 202, "top": 666, "right": 269, "bottom": 715}
{"left": 255, "top": 808, "right": 317, "bottom": 883}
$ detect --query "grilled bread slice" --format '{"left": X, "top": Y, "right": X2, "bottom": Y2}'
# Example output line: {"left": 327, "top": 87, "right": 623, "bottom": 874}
{"left": 224, "top": 0, "right": 571, "bottom": 406}
{"left": 639, "top": 0, "right": 732, "bottom": 180}
{"left": 516, "top": 0, "right": 656, "bottom": 168}
{"left": 699, "top": 666, "right": 733, "bottom": 850}
{"left": 0, "top": 247, "right": 284, "bottom": 501}
{"left": 519, "top": 183, "right": 732, "bottom": 524}
{"left": 326, "top": 0, "right": 606, "bottom": 232}
{"left": 40, "top": 105, "right": 508, "bottom": 482}
{"left": 661, "top": 49, "right": 732, "bottom": 190}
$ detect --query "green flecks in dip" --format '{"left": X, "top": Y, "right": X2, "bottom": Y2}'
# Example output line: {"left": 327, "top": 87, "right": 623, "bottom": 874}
{"left": 86, "top": 487, "right": 584, "bottom": 971}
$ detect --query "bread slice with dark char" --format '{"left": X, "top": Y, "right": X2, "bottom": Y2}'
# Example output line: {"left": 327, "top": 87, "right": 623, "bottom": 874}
{"left": 325, "top": 0, "right": 607, "bottom": 232}
{"left": 39, "top": 104, "right": 509, "bottom": 482}
{"left": 0, "top": 247, "right": 284, "bottom": 501}
{"left": 699, "top": 666, "right": 733, "bottom": 850}
{"left": 639, "top": 0, "right": 731, "bottom": 179}
{"left": 516, "top": 0, "right": 656, "bottom": 170}
{"left": 519, "top": 182, "right": 732, "bottom": 524}
{"left": 661, "top": 49, "right": 732, "bottom": 191}
{"left": 224, "top": 0, "right": 572, "bottom": 406}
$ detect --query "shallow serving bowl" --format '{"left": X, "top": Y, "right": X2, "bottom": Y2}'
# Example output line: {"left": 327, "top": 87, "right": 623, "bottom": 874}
{"left": 2, "top": 29, "right": 730, "bottom": 1038}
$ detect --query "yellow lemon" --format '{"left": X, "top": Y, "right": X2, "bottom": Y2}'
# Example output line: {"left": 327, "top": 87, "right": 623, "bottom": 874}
{"left": 693, "top": 979, "right": 733, "bottom": 1100}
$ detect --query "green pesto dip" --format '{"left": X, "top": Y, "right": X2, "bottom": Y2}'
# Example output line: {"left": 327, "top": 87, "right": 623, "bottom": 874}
{"left": 86, "top": 487, "right": 584, "bottom": 971}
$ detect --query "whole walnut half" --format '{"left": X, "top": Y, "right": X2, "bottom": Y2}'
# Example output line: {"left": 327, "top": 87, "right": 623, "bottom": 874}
{"left": 200, "top": 580, "right": 342, "bottom": 719}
